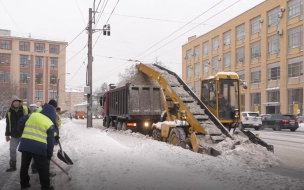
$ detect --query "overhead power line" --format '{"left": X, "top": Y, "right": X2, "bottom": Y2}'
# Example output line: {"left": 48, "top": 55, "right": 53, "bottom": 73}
{"left": 139, "top": 0, "right": 241, "bottom": 60}
{"left": 0, "top": 0, "right": 22, "bottom": 34}
{"left": 75, "top": 0, "right": 87, "bottom": 26}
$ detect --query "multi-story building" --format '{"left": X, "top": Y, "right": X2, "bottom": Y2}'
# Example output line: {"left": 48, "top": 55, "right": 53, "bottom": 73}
{"left": 0, "top": 29, "right": 68, "bottom": 108}
{"left": 66, "top": 89, "right": 85, "bottom": 113}
{"left": 182, "top": 0, "right": 304, "bottom": 115}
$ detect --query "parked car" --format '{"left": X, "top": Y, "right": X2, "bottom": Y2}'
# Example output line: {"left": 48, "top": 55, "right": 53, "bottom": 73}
{"left": 97, "top": 115, "right": 103, "bottom": 119}
{"left": 260, "top": 114, "right": 270, "bottom": 121}
{"left": 92, "top": 115, "right": 96, "bottom": 119}
{"left": 296, "top": 115, "right": 304, "bottom": 123}
{"left": 262, "top": 114, "right": 299, "bottom": 132}
{"left": 240, "top": 111, "right": 262, "bottom": 130}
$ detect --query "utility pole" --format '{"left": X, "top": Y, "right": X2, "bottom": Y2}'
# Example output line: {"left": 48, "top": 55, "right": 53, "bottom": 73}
{"left": 87, "top": 8, "right": 93, "bottom": 128}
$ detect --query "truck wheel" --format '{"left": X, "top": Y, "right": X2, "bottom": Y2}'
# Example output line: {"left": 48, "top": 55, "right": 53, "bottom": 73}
{"left": 122, "top": 122, "right": 127, "bottom": 131}
{"left": 169, "top": 128, "right": 186, "bottom": 148}
{"left": 117, "top": 122, "right": 122, "bottom": 131}
{"left": 106, "top": 116, "right": 110, "bottom": 128}
{"left": 274, "top": 124, "right": 281, "bottom": 131}
{"left": 254, "top": 127, "right": 260, "bottom": 131}
{"left": 290, "top": 128, "right": 297, "bottom": 132}
{"left": 152, "top": 128, "right": 162, "bottom": 141}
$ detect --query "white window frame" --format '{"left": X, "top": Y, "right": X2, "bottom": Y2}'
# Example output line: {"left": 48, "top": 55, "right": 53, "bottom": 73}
{"left": 212, "top": 36, "right": 219, "bottom": 51}
{"left": 250, "top": 66, "right": 261, "bottom": 84}
{"left": 203, "top": 60, "right": 209, "bottom": 73}
{"left": 187, "top": 66, "right": 193, "bottom": 79}
{"left": 236, "top": 24, "right": 245, "bottom": 41}
{"left": 268, "top": 34, "right": 280, "bottom": 54}
{"left": 194, "top": 45, "right": 200, "bottom": 58}
{"left": 223, "top": 30, "right": 231, "bottom": 45}
{"left": 268, "top": 7, "right": 280, "bottom": 27}
{"left": 223, "top": 52, "right": 231, "bottom": 68}
{"left": 194, "top": 63, "right": 200, "bottom": 77}
{"left": 251, "top": 41, "right": 261, "bottom": 59}
{"left": 288, "top": 56, "right": 303, "bottom": 78}
{"left": 212, "top": 56, "right": 219, "bottom": 71}
{"left": 194, "top": 81, "right": 200, "bottom": 95}
{"left": 236, "top": 46, "right": 245, "bottom": 64}
{"left": 251, "top": 16, "right": 261, "bottom": 35}
{"left": 288, "top": 0, "right": 302, "bottom": 19}
{"left": 288, "top": 25, "right": 303, "bottom": 49}
{"left": 203, "top": 41, "right": 209, "bottom": 55}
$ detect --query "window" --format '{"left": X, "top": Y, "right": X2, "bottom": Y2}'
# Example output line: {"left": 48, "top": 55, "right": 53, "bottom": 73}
{"left": 288, "top": 0, "right": 302, "bottom": 19}
{"left": 0, "top": 71, "right": 10, "bottom": 82}
{"left": 212, "top": 36, "right": 219, "bottom": 51}
{"left": 194, "top": 46, "right": 200, "bottom": 58}
{"left": 268, "top": 91, "right": 280, "bottom": 102}
{"left": 268, "top": 35, "right": 280, "bottom": 54}
{"left": 20, "top": 55, "right": 29, "bottom": 68}
{"left": 20, "top": 42, "right": 29, "bottom": 51}
{"left": 187, "top": 83, "right": 192, "bottom": 90}
{"left": 194, "top": 81, "right": 200, "bottom": 95}
{"left": 20, "top": 72, "right": 28, "bottom": 83}
{"left": 50, "top": 58, "right": 58, "bottom": 69}
{"left": 251, "top": 40, "right": 261, "bottom": 59}
{"left": 236, "top": 24, "right": 245, "bottom": 41}
{"left": 49, "top": 90, "right": 57, "bottom": 100}
{"left": 212, "top": 56, "right": 219, "bottom": 71}
{"left": 236, "top": 46, "right": 245, "bottom": 64}
{"left": 203, "top": 60, "right": 209, "bottom": 73}
{"left": 223, "top": 52, "right": 231, "bottom": 68}
{"left": 186, "top": 49, "right": 192, "bottom": 61}
{"left": 1, "top": 40, "right": 11, "bottom": 49}
{"left": 237, "top": 70, "right": 245, "bottom": 81}
{"left": 268, "top": 7, "right": 280, "bottom": 27}
{"left": 223, "top": 30, "right": 231, "bottom": 45}
{"left": 203, "top": 41, "right": 209, "bottom": 55}
{"left": 251, "top": 16, "right": 261, "bottom": 34}
{"left": 20, "top": 88, "right": 27, "bottom": 99}
{"left": 35, "top": 73, "right": 43, "bottom": 84}
{"left": 35, "top": 43, "right": 45, "bottom": 52}
{"left": 250, "top": 67, "right": 261, "bottom": 83}
{"left": 187, "top": 66, "right": 192, "bottom": 79}
{"left": 194, "top": 63, "right": 200, "bottom": 77}
{"left": 50, "top": 45, "right": 59, "bottom": 54}
{"left": 288, "top": 56, "right": 303, "bottom": 78}
{"left": 0, "top": 54, "right": 10, "bottom": 66}
{"left": 288, "top": 25, "right": 303, "bottom": 49}
{"left": 50, "top": 74, "right": 58, "bottom": 85}
{"left": 268, "top": 62, "right": 280, "bottom": 81}
{"left": 35, "top": 57, "right": 44, "bottom": 68}
{"left": 35, "top": 89, "right": 43, "bottom": 100}
{"left": 288, "top": 88, "right": 303, "bottom": 114}
{"left": 251, "top": 93, "right": 261, "bottom": 112}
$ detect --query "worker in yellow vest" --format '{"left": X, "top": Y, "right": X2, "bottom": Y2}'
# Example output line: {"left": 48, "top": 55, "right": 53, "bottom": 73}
{"left": 17, "top": 104, "right": 56, "bottom": 190}
{"left": 5, "top": 95, "right": 30, "bottom": 172}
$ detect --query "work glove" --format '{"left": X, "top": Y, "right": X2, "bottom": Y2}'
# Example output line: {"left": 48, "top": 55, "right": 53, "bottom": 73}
{"left": 5, "top": 136, "right": 10, "bottom": 142}
{"left": 55, "top": 136, "right": 60, "bottom": 141}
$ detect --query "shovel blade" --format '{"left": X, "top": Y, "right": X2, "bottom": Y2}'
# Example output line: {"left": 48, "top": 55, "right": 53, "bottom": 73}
{"left": 57, "top": 150, "right": 74, "bottom": 165}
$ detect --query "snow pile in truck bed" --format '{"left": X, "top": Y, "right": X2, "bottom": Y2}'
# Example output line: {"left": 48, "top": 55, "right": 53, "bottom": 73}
{"left": 116, "top": 71, "right": 159, "bottom": 88}
{"left": 146, "top": 64, "right": 181, "bottom": 86}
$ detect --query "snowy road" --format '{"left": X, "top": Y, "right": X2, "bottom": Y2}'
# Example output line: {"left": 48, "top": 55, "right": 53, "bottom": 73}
{"left": 247, "top": 127, "right": 304, "bottom": 179}
{"left": 1, "top": 118, "right": 304, "bottom": 190}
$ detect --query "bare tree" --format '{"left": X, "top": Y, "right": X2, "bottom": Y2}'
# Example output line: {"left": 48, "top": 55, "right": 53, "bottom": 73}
{"left": 118, "top": 63, "right": 137, "bottom": 82}
{"left": 0, "top": 81, "right": 19, "bottom": 119}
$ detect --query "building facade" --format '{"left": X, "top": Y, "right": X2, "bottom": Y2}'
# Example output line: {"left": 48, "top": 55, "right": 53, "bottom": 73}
{"left": 0, "top": 29, "right": 68, "bottom": 108}
{"left": 182, "top": 0, "right": 304, "bottom": 115}
{"left": 65, "top": 89, "right": 85, "bottom": 113}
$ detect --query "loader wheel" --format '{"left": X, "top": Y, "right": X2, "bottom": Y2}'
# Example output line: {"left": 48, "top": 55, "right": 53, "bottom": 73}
{"left": 122, "top": 122, "right": 127, "bottom": 131}
{"left": 152, "top": 128, "right": 162, "bottom": 141}
{"left": 274, "top": 124, "right": 281, "bottom": 131}
{"left": 169, "top": 128, "right": 186, "bottom": 149}
{"left": 117, "top": 122, "right": 122, "bottom": 131}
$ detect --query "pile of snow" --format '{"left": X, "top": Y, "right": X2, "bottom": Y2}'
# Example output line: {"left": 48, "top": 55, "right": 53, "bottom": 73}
{"left": 116, "top": 71, "right": 159, "bottom": 88}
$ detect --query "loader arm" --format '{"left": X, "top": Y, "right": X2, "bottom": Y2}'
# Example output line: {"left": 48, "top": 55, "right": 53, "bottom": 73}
{"left": 136, "top": 63, "right": 232, "bottom": 139}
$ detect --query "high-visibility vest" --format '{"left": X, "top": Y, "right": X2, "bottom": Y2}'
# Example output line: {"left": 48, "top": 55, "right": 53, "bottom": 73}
{"left": 57, "top": 113, "right": 61, "bottom": 128}
{"left": 36, "top": 107, "right": 42, "bottom": 113}
{"left": 22, "top": 113, "right": 53, "bottom": 144}
{"left": 8, "top": 105, "right": 28, "bottom": 133}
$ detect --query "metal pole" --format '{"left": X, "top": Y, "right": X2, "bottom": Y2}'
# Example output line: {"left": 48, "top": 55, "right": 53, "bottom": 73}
{"left": 87, "top": 8, "right": 93, "bottom": 128}
{"left": 27, "top": 56, "right": 31, "bottom": 108}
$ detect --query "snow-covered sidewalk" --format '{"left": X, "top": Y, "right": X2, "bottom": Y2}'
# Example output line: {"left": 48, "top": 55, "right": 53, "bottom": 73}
{"left": 1, "top": 118, "right": 304, "bottom": 190}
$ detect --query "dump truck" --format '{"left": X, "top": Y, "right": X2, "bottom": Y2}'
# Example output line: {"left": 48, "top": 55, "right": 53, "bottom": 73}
{"left": 100, "top": 83, "right": 163, "bottom": 134}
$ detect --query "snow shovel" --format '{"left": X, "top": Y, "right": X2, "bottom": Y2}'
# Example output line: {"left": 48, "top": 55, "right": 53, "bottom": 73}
{"left": 57, "top": 140, "right": 73, "bottom": 165}
{"left": 51, "top": 159, "right": 72, "bottom": 179}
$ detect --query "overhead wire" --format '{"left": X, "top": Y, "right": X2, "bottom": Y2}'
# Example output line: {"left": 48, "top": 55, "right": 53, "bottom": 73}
{"left": 75, "top": 0, "right": 87, "bottom": 26}
{"left": 0, "top": 0, "right": 22, "bottom": 34}
{"left": 139, "top": 0, "right": 241, "bottom": 60}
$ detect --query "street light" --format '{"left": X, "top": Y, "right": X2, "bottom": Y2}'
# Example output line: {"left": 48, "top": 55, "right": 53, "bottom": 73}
{"left": 57, "top": 73, "right": 70, "bottom": 105}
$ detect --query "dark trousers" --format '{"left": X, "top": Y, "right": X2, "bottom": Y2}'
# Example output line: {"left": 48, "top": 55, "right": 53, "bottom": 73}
{"left": 20, "top": 151, "right": 50, "bottom": 189}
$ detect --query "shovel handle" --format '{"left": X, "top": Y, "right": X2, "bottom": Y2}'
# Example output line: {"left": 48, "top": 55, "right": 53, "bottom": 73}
{"left": 51, "top": 159, "right": 69, "bottom": 176}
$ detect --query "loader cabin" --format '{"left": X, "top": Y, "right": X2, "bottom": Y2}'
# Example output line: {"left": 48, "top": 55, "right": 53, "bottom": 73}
{"left": 201, "top": 72, "right": 246, "bottom": 126}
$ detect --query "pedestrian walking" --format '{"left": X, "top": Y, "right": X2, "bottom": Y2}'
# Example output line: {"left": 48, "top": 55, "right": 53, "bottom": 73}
{"left": 5, "top": 95, "right": 30, "bottom": 172}
{"left": 17, "top": 104, "right": 57, "bottom": 190}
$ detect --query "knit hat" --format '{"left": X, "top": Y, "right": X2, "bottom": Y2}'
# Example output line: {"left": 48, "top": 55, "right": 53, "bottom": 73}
{"left": 11, "top": 95, "right": 22, "bottom": 103}
{"left": 48, "top": 99, "right": 58, "bottom": 108}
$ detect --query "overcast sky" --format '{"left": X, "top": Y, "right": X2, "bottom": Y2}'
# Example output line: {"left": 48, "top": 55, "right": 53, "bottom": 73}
{"left": 0, "top": 0, "right": 265, "bottom": 91}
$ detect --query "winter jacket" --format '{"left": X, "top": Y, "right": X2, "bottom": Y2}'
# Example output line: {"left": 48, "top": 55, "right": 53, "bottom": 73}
{"left": 5, "top": 97, "right": 30, "bottom": 137}
{"left": 18, "top": 104, "right": 56, "bottom": 157}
